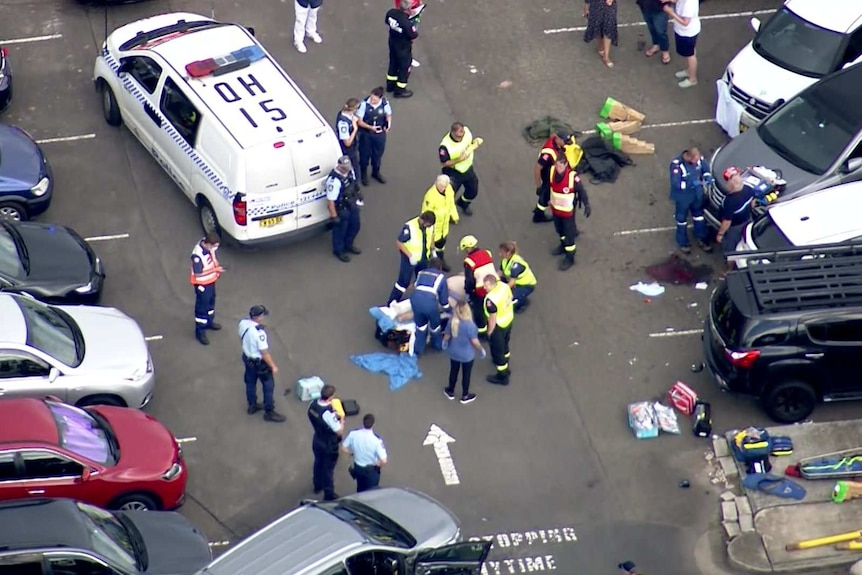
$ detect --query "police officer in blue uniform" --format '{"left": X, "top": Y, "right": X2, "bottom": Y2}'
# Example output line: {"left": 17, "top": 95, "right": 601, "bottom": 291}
{"left": 356, "top": 87, "right": 393, "bottom": 186}
{"left": 342, "top": 413, "right": 388, "bottom": 493}
{"left": 669, "top": 147, "right": 713, "bottom": 254}
{"left": 238, "top": 305, "right": 286, "bottom": 423}
{"left": 409, "top": 258, "right": 451, "bottom": 355}
{"left": 334, "top": 99, "right": 360, "bottom": 175}
{"left": 308, "top": 384, "right": 345, "bottom": 500}
{"left": 326, "top": 156, "right": 364, "bottom": 263}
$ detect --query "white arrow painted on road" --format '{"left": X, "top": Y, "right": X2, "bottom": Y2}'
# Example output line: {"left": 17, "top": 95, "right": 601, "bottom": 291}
{"left": 423, "top": 424, "right": 460, "bottom": 486}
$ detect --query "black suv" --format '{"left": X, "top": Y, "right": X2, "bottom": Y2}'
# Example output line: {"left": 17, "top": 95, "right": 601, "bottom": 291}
{"left": 703, "top": 243, "right": 862, "bottom": 423}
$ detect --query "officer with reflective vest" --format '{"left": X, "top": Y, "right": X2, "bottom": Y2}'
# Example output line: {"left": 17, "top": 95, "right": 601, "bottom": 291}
{"left": 439, "top": 122, "right": 484, "bottom": 217}
{"left": 483, "top": 275, "right": 514, "bottom": 386}
{"left": 334, "top": 98, "right": 360, "bottom": 175}
{"left": 459, "top": 235, "right": 498, "bottom": 337}
{"left": 388, "top": 211, "right": 436, "bottom": 303}
{"left": 549, "top": 156, "right": 591, "bottom": 271}
{"left": 356, "top": 87, "right": 393, "bottom": 186}
{"left": 308, "top": 384, "right": 345, "bottom": 501}
{"left": 420, "top": 174, "right": 459, "bottom": 272}
{"left": 409, "top": 258, "right": 451, "bottom": 355}
{"left": 533, "top": 129, "right": 578, "bottom": 223}
{"left": 385, "top": 0, "right": 418, "bottom": 98}
{"left": 498, "top": 241, "right": 537, "bottom": 313}
{"left": 326, "top": 156, "right": 364, "bottom": 263}
{"left": 190, "top": 232, "right": 225, "bottom": 345}
{"left": 669, "top": 147, "right": 713, "bottom": 255}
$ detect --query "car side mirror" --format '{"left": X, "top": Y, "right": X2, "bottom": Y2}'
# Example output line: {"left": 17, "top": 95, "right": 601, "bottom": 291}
{"left": 750, "top": 17, "right": 761, "bottom": 33}
{"left": 842, "top": 157, "right": 862, "bottom": 174}
{"left": 48, "top": 367, "right": 60, "bottom": 383}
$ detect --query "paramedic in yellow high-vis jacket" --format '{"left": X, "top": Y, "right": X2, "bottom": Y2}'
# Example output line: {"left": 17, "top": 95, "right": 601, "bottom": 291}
{"left": 421, "top": 174, "right": 459, "bottom": 272}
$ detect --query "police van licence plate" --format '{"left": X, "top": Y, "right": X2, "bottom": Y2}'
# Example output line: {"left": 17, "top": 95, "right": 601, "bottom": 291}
{"left": 259, "top": 216, "right": 283, "bottom": 228}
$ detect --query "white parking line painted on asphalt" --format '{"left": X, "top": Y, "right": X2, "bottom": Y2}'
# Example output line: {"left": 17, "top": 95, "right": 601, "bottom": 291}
{"left": 144, "top": 335, "right": 164, "bottom": 342}
{"left": 614, "top": 225, "right": 677, "bottom": 237}
{"left": 544, "top": 9, "right": 777, "bottom": 34}
{"left": 35, "top": 133, "right": 96, "bottom": 145}
{"left": 0, "top": 34, "right": 63, "bottom": 45}
{"left": 84, "top": 233, "right": 130, "bottom": 242}
{"left": 583, "top": 118, "right": 716, "bottom": 135}
{"left": 649, "top": 328, "right": 704, "bottom": 338}
{"left": 208, "top": 541, "right": 230, "bottom": 548}
{"left": 176, "top": 437, "right": 198, "bottom": 444}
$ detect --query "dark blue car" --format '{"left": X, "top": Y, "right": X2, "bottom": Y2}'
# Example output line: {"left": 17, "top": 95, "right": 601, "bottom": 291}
{"left": 0, "top": 123, "right": 53, "bottom": 221}
{"left": 0, "top": 46, "right": 11, "bottom": 113}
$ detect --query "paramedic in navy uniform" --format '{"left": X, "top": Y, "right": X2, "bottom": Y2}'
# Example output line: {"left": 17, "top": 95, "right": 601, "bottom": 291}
{"left": 342, "top": 413, "right": 388, "bottom": 492}
{"left": 238, "top": 305, "right": 286, "bottom": 423}
{"left": 190, "top": 233, "right": 224, "bottom": 346}
{"left": 356, "top": 87, "right": 393, "bottom": 186}
{"left": 326, "top": 156, "right": 363, "bottom": 263}
{"left": 335, "top": 98, "right": 360, "bottom": 175}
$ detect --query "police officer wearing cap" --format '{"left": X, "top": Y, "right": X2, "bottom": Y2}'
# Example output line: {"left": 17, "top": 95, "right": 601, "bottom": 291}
{"left": 190, "top": 232, "right": 225, "bottom": 346}
{"left": 669, "top": 147, "right": 713, "bottom": 255}
{"left": 388, "top": 211, "right": 436, "bottom": 303}
{"left": 238, "top": 305, "right": 286, "bottom": 423}
{"left": 334, "top": 99, "right": 361, "bottom": 173}
{"left": 356, "top": 87, "right": 393, "bottom": 186}
{"left": 326, "top": 155, "right": 364, "bottom": 263}
{"left": 409, "top": 257, "right": 451, "bottom": 355}
{"left": 533, "top": 130, "right": 575, "bottom": 223}
{"left": 341, "top": 413, "right": 388, "bottom": 493}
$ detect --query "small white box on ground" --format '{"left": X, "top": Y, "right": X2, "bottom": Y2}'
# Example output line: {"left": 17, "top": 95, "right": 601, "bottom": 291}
{"left": 296, "top": 376, "right": 324, "bottom": 402}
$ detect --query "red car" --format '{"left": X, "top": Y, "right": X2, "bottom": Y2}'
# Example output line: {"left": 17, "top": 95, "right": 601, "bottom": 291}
{"left": 0, "top": 398, "right": 186, "bottom": 510}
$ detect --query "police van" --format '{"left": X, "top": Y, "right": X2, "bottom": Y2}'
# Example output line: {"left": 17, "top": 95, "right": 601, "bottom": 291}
{"left": 93, "top": 13, "right": 342, "bottom": 244}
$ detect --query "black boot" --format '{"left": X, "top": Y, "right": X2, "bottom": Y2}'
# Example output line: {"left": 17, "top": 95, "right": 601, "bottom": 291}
{"left": 360, "top": 171, "right": 369, "bottom": 186}
{"left": 394, "top": 89, "right": 413, "bottom": 99}
{"left": 559, "top": 253, "right": 575, "bottom": 271}
{"left": 386, "top": 81, "right": 396, "bottom": 93}
{"left": 532, "top": 208, "right": 552, "bottom": 223}
{"left": 456, "top": 199, "right": 473, "bottom": 217}
{"left": 486, "top": 372, "right": 510, "bottom": 386}
{"left": 550, "top": 244, "right": 565, "bottom": 256}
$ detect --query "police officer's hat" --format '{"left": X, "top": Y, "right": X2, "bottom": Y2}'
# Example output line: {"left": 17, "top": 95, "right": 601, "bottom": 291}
{"left": 459, "top": 235, "right": 478, "bottom": 251}
{"left": 249, "top": 304, "right": 269, "bottom": 318}
{"left": 337, "top": 155, "right": 352, "bottom": 169}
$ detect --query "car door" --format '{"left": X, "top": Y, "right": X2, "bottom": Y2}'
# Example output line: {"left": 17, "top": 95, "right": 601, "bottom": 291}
{"left": 18, "top": 449, "right": 87, "bottom": 502}
{"left": 153, "top": 76, "right": 197, "bottom": 198}
{"left": 0, "top": 450, "right": 29, "bottom": 503}
{"left": 0, "top": 350, "right": 64, "bottom": 402}
{"left": 0, "top": 552, "right": 46, "bottom": 575}
{"left": 44, "top": 552, "right": 126, "bottom": 575}
{"left": 115, "top": 55, "right": 162, "bottom": 151}
{"left": 412, "top": 541, "right": 492, "bottom": 575}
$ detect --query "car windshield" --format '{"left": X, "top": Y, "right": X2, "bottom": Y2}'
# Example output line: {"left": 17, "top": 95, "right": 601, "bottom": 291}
{"left": 757, "top": 94, "right": 858, "bottom": 175}
{"left": 47, "top": 401, "right": 115, "bottom": 465}
{"left": 75, "top": 502, "right": 141, "bottom": 572}
{"left": 0, "top": 224, "right": 25, "bottom": 278}
{"left": 752, "top": 8, "right": 846, "bottom": 77}
{"left": 15, "top": 296, "right": 83, "bottom": 367}
{"left": 752, "top": 215, "right": 793, "bottom": 250}
{"left": 317, "top": 500, "right": 417, "bottom": 549}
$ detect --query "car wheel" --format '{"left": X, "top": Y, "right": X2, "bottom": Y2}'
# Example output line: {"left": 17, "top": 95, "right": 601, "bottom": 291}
{"left": 112, "top": 492, "right": 160, "bottom": 511}
{"left": 76, "top": 394, "right": 127, "bottom": 408}
{"left": 763, "top": 380, "right": 816, "bottom": 424}
{"left": 198, "top": 198, "right": 221, "bottom": 236}
{"left": 101, "top": 82, "right": 122, "bottom": 127}
{"left": 0, "top": 201, "right": 27, "bottom": 221}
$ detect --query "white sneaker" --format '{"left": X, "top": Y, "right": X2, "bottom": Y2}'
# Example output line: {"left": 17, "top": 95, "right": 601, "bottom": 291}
{"left": 411, "top": 58, "right": 420, "bottom": 68}
{"left": 307, "top": 32, "right": 322, "bottom": 44}
{"left": 674, "top": 69, "right": 688, "bottom": 79}
{"left": 295, "top": 42, "right": 307, "bottom": 53}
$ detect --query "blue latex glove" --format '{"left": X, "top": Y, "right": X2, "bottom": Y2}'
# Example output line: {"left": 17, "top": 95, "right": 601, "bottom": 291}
{"left": 479, "top": 348, "right": 487, "bottom": 359}
{"left": 703, "top": 174, "right": 715, "bottom": 187}
{"left": 442, "top": 340, "right": 449, "bottom": 350}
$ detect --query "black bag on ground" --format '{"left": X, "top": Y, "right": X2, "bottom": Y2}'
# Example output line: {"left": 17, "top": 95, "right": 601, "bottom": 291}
{"left": 374, "top": 326, "right": 411, "bottom": 352}
{"left": 341, "top": 399, "right": 360, "bottom": 416}
{"left": 578, "top": 136, "right": 634, "bottom": 184}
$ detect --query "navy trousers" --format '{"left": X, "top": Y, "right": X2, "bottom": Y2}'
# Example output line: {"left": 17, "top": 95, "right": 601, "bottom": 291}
{"left": 194, "top": 283, "right": 216, "bottom": 337}
{"left": 354, "top": 464, "right": 381, "bottom": 492}
{"left": 388, "top": 253, "right": 426, "bottom": 303}
{"left": 512, "top": 285, "right": 535, "bottom": 310}
{"left": 243, "top": 360, "right": 275, "bottom": 412}
{"left": 342, "top": 145, "right": 360, "bottom": 180}
{"left": 312, "top": 440, "right": 339, "bottom": 500}
{"left": 410, "top": 292, "right": 443, "bottom": 355}
{"left": 331, "top": 207, "right": 361, "bottom": 255}
{"left": 359, "top": 131, "right": 387, "bottom": 178}
{"left": 674, "top": 193, "right": 708, "bottom": 247}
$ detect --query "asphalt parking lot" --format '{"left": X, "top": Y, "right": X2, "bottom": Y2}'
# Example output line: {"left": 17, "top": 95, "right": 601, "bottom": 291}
{"left": 4, "top": 0, "right": 860, "bottom": 572}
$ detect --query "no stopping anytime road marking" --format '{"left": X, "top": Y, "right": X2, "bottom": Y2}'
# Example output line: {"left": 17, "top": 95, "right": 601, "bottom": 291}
{"left": 544, "top": 9, "right": 777, "bottom": 35}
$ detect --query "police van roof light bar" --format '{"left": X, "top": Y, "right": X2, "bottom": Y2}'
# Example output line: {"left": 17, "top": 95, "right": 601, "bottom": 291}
{"left": 185, "top": 45, "right": 265, "bottom": 78}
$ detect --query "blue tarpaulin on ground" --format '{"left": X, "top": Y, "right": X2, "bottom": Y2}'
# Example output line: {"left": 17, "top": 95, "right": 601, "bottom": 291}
{"left": 369, "top": 307, "right": 398, "bottom": 332}
{"left": 350, "top": 352, "right": 422, "bottom": 390}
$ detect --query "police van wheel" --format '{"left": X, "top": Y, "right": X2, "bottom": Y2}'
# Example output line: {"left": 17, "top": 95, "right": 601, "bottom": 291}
{"left": 100, "top": 83, "right": 121, "bottom": 127}
{"left": 198, "top": 198, "right": 221, "bottom": 237}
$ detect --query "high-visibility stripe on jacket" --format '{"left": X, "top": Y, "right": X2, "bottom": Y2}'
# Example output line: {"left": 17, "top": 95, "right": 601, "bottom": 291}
{"left": 485, "top": 282, "right": 514, "bottom": 328}
{"left": 549, "top": 165, "right": 578, "bottom": 217}
{"left": 464, "top": 248, "right": 497, "bottom": 297}
{"left": 440, "top": 126, "right": 474, "bottom": 173}
{"left": 403, "top": 216, "right": 434, "bottom": 261}
{"left": 189, "top": 242, "right": 220, "bottom": 286}
{"left": 502, "top": 254, "right": 537, "bottom": 287}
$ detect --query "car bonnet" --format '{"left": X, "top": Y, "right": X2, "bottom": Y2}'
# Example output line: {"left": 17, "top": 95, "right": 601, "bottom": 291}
{"left": 12, "top": 222, "right": 93, "bottom": 284}
{"left": 119, "top": 510, "right": 211, "bottom": 575}
{"left": 59, "top": 305, "right": 148, "bottom": 372}
{"left": 0, "top": 124, "right": 42, "bottom": 187}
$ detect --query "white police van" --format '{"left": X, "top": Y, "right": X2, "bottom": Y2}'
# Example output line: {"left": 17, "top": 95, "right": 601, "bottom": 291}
{"left": 93, "top": 13, "right": 341, "bottom": 244}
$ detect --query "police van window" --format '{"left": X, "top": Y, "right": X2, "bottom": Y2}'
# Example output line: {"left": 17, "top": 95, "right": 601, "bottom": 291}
{"left": 160, "top": 77, "right": 201, "bottom": 147}
{"left": 124, "top": 56, "right": 163, "bottom": 94}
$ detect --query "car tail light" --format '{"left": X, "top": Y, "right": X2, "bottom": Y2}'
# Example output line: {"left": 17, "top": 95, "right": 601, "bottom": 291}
{"left": 724, "top": 348, "right": 760, "bottom": 369}
{"left": 233, "top": 194, "right": 247, "bottom": 226}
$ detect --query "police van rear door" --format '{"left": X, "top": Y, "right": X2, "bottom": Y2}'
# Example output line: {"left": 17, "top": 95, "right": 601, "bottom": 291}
{"left": 244, "top": 143, "right": 300, "bottom": 235}
{"left": 290, "top": 127, "right": 340, "bottom": 229}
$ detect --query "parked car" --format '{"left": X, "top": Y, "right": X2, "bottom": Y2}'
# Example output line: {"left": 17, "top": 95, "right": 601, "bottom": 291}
{"left": 0, "top": 292, "right": 154, "bottom": 409}
{"left": 0, "top": 123, "right": 52, "bottom": 221}
{"left": 198, "top": 487, "right": 491, "bottom": 575}
{"left": 0, "top": 397, "right": 187, "bottom": 510}
{"left": 706, "top": 62, "right": 862, "bottom": 229}
{"left": 0, "top": 220, "right": 105, "bottom": 303}
{"left": 0, "top": 498, "right": 210, "bottom": 574}
{"left": 703, "top": 243, "right": 862, "bottom": 423}
{"left": 723, "top": 0, "right": 862, "bottom": 128}
{"left": 0, "top": 46, "right": 11, "bottom": 113}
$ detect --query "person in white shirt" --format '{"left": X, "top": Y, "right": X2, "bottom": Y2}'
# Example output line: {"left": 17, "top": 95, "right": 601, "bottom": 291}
{"left": 663, "top": 0, "right": 700, "bottom": 88}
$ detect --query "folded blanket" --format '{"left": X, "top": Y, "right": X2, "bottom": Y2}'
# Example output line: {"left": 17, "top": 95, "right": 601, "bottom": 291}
{"left": 351, "top": 352, "right": 423, "bottom": 390}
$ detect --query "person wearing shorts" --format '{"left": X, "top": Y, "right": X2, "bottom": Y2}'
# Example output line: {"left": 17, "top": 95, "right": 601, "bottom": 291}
{"left": 664, "top": 0, "right": 701, "bottom": 88}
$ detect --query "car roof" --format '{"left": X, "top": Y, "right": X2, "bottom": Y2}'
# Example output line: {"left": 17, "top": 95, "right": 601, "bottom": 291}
{"left": 769, "top": 182, "right": 862, "bottom": 245}
{"left": 785, "top": 0, "right": 862, "bottom": 33}
{"left": 199, "top": 505, "right": 365, "bottom": 575}
{"left": 0, "top": 398, "right": 58, "bottom": 445}
{"left": 0, "top": 293, "right": 26, "bottom": 344}
{"left": 0, "top": 499, "right": 91, "bottom": 551}
{"left": 111, "top": 13, "right": 329, "bottom": 150}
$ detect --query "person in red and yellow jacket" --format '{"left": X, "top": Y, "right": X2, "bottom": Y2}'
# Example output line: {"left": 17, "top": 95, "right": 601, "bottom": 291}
{"left": 459, "top": 235, "right": 498, "bottom": 336}
{"left": 548, "top": 156, "right": 591, "bottom": 271}
{"left": 190, "top": 232, "right": 225, "bottom": 345}
{"left": 533, "top": 129, "right": 576, "bottom": 223}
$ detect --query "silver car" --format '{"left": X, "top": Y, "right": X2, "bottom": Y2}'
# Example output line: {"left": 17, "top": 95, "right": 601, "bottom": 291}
{"left": 0, "top": 293, "right": 154, "bottom": 407}
{"left": 199, "top": 487, "right": 492, "bottom": 575}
